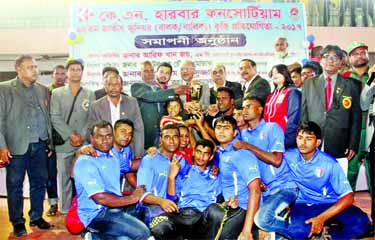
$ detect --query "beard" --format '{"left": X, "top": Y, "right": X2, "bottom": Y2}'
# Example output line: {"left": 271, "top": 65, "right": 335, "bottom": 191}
{"left": 157, "top": 76, "right": 169, "bottom": 84}
{"left": 352, "top": 59, "right": 369, "bottom": 68}
{"left": 275, "top": 51, "right": 287, "bottom": 58}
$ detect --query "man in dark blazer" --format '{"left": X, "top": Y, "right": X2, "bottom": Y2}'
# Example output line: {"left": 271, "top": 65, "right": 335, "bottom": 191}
{"left": 301, "top": 45, "right": 361, "bottom": 172}
{"left": 0, "top": 55, "right": 53, "bottom": 236}
{"left": 89, "top": 67, "right": 145, "bottom": 158}
{"left": 239, "top": 59, "right": 270, "bottom": 103}
{"left": 94, "top": 75, "right": 127, "bottom": 100}
{"left": 209, "top": 63, "right": 243, "bottom": 108}
{"left": 131, "top": 61, "right": 191, "bottom": 149}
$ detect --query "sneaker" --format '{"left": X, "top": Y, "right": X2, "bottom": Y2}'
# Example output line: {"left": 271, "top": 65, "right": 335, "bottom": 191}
{"left": 46, "top": 204, "right": 58, "bottom": 217}
{"left": 13, "top": 223, "right": 27, "bottom": 237}
{"left": 30, "top": 217, "right": 52, "bottom": 229}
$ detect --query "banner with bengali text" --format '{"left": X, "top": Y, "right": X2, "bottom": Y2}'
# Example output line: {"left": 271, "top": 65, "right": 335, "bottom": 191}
{"left": 69, "top": 2, "right": 308, "bottom": 92}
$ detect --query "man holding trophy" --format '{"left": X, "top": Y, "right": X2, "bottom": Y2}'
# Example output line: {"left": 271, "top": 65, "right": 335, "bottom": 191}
{"left": 179, "top": 60, "right": 210, "bottom": 115}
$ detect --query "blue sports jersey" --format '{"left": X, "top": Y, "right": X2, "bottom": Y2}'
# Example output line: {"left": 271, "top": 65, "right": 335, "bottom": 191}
{"left": 284, "top": 148, "right": 353, "bottom": 204}
{"left": 216, "top": 140, "right": 260, "bottom": 209}
{"left": 241, "top": 119, "right": 285, "bottom": 153}
{"left": 241, "top": 120, "right": 295, "bottom": 196}
{"left": 175, "top": 165, "right": 221, "bottom": 212}
{"left": 137, "top": 150, "right": 189, "bottom": 198}
{"left": 74, "top": 150, "right": 123, "bottom": 227}
{"left": 111, "top": 145, "right": 132, "bottom": 174}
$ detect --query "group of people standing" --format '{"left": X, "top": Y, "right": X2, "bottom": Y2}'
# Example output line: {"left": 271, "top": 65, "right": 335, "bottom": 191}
{"left": 0, "top": 38, "right": 374, "bottom": 239}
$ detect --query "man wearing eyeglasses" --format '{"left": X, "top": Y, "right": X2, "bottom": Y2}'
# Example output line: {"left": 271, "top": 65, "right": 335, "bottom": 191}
{"left": 300, "top": 45, "right": 361, "bottom": 176}
{"left": 341, "top": 42, "right": 372, "bottom": 191}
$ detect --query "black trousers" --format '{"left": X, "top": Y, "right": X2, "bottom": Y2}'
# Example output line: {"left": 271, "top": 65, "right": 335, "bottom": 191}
{"left": 151, "top": 204, "right": 259, "bottom": 240}
{"left": 203, "top": 203, "right": 259, "bottom": 240}
{"left": 151, "top": 207, "right": 204, "bottom": 240}
{"left": 369, "top": 132, "right": 375, "bottom": 223}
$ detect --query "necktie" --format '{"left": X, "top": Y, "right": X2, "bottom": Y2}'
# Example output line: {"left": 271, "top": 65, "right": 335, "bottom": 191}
{"left": 325, "top": 76, "right": 332, "bottom": 112}
{"left": 186, "top": 91, "right": 191, "bottom": 102}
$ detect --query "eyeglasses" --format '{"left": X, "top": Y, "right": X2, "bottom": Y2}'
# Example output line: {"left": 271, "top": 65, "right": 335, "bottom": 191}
{"left": 350, "top": 51, "right": 368, "bottom": 58}
{"left": 322, "top": 55, "right": 339, "bottom": 62}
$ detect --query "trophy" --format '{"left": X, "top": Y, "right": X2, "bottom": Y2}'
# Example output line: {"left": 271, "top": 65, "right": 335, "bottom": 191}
{"left": 190, "top": 80, "right": 203, "bottom": 102}
{"left": 188, "top": 80, "right": 204, "bottom": 117}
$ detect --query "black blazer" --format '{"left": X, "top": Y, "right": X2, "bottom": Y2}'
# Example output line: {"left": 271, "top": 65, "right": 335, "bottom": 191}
{"left": 243, "top": 75, "right": 271, "bottom": 103}
{"left": 301, "top": 74, "right": 361, "bottom": 158}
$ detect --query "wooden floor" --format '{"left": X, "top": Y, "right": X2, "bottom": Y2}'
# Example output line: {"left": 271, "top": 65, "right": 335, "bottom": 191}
{"left": 0, "top": 192, "right": 373, "bottom": 240}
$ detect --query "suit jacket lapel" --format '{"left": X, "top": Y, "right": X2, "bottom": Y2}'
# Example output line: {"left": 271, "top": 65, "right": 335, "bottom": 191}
{"left": 103, "top": 98, "right": 112, "bottom": 123}
{"left": 12, "top": 79, "right": 25, "bottom": 105}
{"left": 12, "top": 79, "right": 48, "bottom": 115}
{"left": 119, "top": 97, "right": 127, "bottom": 119}
{"left": 333, "top": 75, "right": 346, "bottom": 109}
{"left": 35, "top": 85, "right": 49, "bottom": 116}
{"left": 248, "top": 75, "right": 260, "bottom": 91}
{"left": 317, "top": 75, "right": 327, "bottom": 111}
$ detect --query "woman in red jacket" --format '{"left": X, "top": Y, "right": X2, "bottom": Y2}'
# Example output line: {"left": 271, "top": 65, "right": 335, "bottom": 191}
{"left": 264, "top": 64, "right": 301, "bottom": 148}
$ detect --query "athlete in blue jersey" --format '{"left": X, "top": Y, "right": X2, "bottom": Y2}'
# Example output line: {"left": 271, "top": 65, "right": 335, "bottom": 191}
{"left": 112, "top": 119, "right": 139, "bottom": 191}
{"left": 284, "top": 122, "right": 371, "bottom": 239}
{"left": 137, "top": 124, "right": 190, "bottom": 225}
{"left": 210, "top": 115, "right": 261, "bottom": 240}
{"left": 73, "top": 121, "right": 150, "bottom": 239}
{"left": 77, "top": 119, "right": 140, "bottom": 189}
{"left": 234, "top": 97, "right": 298, "bottom": 239}
{"left": 151, "top": 139, "right": 233, "bottom": 239}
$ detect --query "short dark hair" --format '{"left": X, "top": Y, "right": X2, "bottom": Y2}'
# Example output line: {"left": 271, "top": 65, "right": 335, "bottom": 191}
{"left": 176, "top": 123, "right": 188, "bottom": 132}
{"left": 240, "top": 59, "right": 256, "bottom": 67}
{"left": 114, "top": 119, "right": 134, "bottom": 131}
{"left": 164, "top": 97, "right": 183, "bottom": 114}
{"left": 52, "top": 65, "right": 65, "bottom": 72}
{"left": 66, "top": 59, "right": 84, "bottom": 71}
{"left": 244, "top": 96, "right": 265, "bottom": 108}
{"left": 102, "top": 66, "right": 119, "bottom": 76}
{"left": 320, "top": 45, "right": 343, "bottom": 59}
{"left": 214, "top": 115, "right": 237, "bottom": 130}
{"left": 90, "top": 120, "right": 113, "bottom": 136}
{"left": 157, "top": 62, "right": 173, "bottom": 73}
{"left": 217, "top": 86, "right": 234, "bottom": 100}
{"left": 161, "top": 124, "right": 180, "bottom": 136}
{"left": 290, "top": 67, "right": 302, "bottom": 75}
{"left": 269, "top": 64, "right": 293, "bottom": 88}
{"left": 15, "top": 55, "right": 34, "bottom": 69}
{"left": 234, "top": 105, "right": 243, "bottom": 110}
{"left": 302, "top": 61, "right": 323, "bottom": 76}
{"left": 195, "top": 139, "right": 215, "bottom": 154}
{"left": 297, "top": 121, "right": 322, "bottom": 140}
{"left": 311, "top": 45, "right": 323, "bottom": 58}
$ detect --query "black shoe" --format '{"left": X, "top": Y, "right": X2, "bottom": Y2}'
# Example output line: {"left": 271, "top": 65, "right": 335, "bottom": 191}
{"left": 29, "top": 218, "right": 52, "bottom": 229}
{"left": 13, "top": 223, "right": 27, "bottom": 237}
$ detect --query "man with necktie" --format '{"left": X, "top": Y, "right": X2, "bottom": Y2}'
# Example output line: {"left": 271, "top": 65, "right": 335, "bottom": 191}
{"left": 301, "top": 45, "right": 361, "bottom": 175}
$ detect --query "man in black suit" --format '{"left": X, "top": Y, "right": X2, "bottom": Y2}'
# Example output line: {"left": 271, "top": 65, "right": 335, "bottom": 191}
{"left": 239, "top": 59, "right": 270, "bottom": 103}
{"left": 301, "top": 45, "right": 361, "bottom": 174}
{"left": 209, "top": 63, "right": 242, "bottom": 107}
{"left": 131, "top": 61, "right": 190, "bottom": 149}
